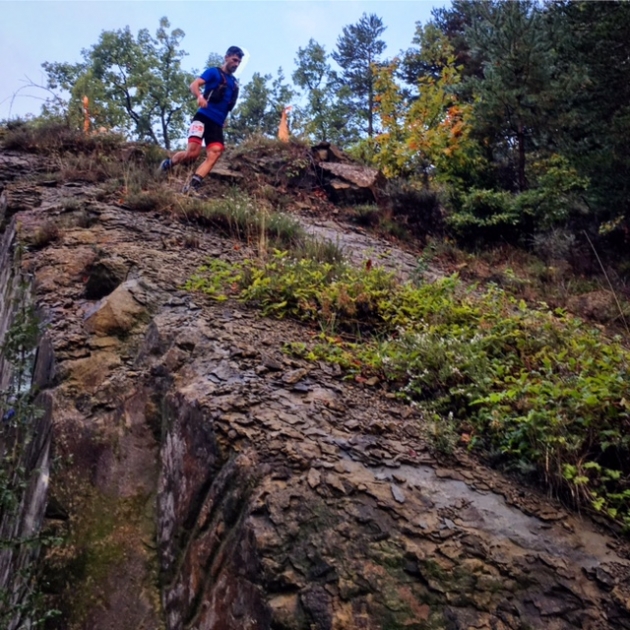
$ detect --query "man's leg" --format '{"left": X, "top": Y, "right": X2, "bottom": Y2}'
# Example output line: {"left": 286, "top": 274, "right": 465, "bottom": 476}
{"left": 196, "top": 143, "right": 224, "bottom": 177}
{"left": 184, "top": 143, "right": 224, "bottom": 192}
{"left": 159, "top": 117, "right": 205, "bottom": 172}
{"left": 159, "top": 141, "right": 202, "bottom": 172}
{"left": 172, "top": 142, "right": 203, "bottom": 166}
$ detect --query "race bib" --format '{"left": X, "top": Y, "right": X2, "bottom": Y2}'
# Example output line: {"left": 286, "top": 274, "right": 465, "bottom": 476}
{"left": 188, "top": 120, "right": 205, "bottom": 139}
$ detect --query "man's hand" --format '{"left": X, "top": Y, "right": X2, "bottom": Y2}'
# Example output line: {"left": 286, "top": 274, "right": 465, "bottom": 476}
{"left": 190, "top": 77, "right": 208, "bottom": 107}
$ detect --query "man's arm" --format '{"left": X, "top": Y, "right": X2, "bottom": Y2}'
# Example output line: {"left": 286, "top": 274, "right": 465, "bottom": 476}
{"left": 190, "top": 77, "right": 208, "bottom": 109}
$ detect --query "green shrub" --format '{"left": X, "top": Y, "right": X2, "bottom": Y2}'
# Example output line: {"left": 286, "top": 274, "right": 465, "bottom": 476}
{"left": 187, "top": 252, "right": 630, "bottom": 529}
{"left": 447, "top": 188, "right": 521, "bottom": 242}
{"left": 385, "top": 179, "right": 443, "bottom": 237}
{"left": 351, "top": 204, "right": 381, "bottom": 227}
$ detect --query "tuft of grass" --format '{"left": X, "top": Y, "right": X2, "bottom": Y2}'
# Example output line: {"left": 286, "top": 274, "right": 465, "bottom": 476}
{"left": 21, "top": 219, "right": 60, "bottom": 249}
{"left": 2, "top": 119, "right": 125, "bottom": 155}
{"left": 125, "top": 188, "right": 175, "bottom": 213}
{"left": 293, "top": 238, "right": 345, "bottom": 265}
{"left": 172, "top": 189, "right": 307, "bottom": 252}
{"left": 229, "top": 133, "right": 309, "bottom": 159}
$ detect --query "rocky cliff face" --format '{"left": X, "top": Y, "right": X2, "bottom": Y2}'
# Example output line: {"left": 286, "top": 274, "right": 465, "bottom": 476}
{"left": 0, "top": 173, "right": 56, "bottom": 630}
{"left": 1, "top": 146, "right": 630, "bottom": 630}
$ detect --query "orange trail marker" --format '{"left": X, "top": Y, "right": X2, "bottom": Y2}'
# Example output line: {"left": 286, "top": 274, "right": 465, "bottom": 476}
{"left": 278, "top": 105, "right": 292, "bottom": 143}
{"left": 82, "top": 95, "right": 90, "bottom": 134}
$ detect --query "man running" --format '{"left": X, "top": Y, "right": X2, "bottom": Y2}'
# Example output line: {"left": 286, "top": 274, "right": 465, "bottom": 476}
{"left": 159, "top": 45, "right": 244, "bottom": 193}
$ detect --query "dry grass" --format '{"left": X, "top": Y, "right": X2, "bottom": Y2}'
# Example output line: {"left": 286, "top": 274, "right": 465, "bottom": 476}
{"left": 21, "top": 219, "right": 60, "bottom": 249}
{"left": 2, "top": 119, "right": 125, "bottom": 155}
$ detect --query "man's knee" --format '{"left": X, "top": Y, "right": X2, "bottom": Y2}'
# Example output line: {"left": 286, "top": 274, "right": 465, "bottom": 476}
{"left": 186, "top": 142, "right": 202, "bottom": 159}
{"left": 206, "top": 143, "right": 224, "bottom": 159}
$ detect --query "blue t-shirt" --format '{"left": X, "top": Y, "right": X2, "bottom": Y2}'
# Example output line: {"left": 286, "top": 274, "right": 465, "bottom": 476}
{"left": 197, "top": 67, "right": 238, "bottom": 126}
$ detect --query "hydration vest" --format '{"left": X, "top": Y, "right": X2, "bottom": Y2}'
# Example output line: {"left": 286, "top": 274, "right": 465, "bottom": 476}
{"left": 204, "top": 68, "right": 239, "bottom": 111}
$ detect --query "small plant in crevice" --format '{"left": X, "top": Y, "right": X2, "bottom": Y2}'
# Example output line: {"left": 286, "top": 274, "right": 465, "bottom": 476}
{"left": 426, "top": 412, "right": 459, "bottom": 456}
{"left": 21, "top": 220, "right": 60, "bottom": 250}
{"left": 292, "top": 237, "right": 345, "bottom": 265}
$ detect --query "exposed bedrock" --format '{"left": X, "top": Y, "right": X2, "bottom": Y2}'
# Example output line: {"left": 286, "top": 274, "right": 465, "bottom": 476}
{"left": 1, "top": 153, "right": 630, "bottom": 629}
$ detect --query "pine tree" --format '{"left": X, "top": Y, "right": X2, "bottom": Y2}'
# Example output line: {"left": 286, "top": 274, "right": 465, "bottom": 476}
{"left": 292, "top": 39, "right": 356, "bottom": 144}
{"left": 551, "top": 0, "right": 630, "bottom": 230}
{"left": 332, "top": 13, "right": 387, "bottom": 138}
{"left": 466, "top": 0, "right": 559, "bottom": 192}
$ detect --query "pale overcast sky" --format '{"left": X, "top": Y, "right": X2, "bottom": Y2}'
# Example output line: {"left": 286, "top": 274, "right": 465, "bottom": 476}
{"left": 1, "top": 0, "right": 449, "bottom": 120}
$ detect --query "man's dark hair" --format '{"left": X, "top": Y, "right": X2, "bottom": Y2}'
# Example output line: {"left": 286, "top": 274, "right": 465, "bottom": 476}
{"left": 226, "top": 46, "right": 244, "bottom": 59}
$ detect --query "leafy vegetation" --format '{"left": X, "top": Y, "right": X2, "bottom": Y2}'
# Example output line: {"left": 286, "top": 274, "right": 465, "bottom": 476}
{"left": 227, "top": 70, "right": 295, "bottom": 143}
{"left": 42, "top": 17, "right": 195, "bottom": 149}
{"left": 291, "top": 39, "right": 355, "bottom": 145}
{"left": 187, "top": 252, "right": 630, "bottom": 530}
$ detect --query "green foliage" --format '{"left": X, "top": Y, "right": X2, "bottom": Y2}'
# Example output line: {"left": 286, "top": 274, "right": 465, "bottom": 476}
{"left": 291, "top": 238, "right": 345, "bottom": 266}
{"left": 467, "top": 1, "right": 561, "bottom": 192}
{"left": 291, "top": 39, "right": 358, "bottom": 145}
{"left": 42, "top": 17, "right": 194, "bottom": 148}
{"left": 447, "top": 188, "right": 522, "bottom": 241}
{"left": 227, "top": 70, "right": 295, "bottom": 143}
{"left": 332, "top": 12, "right": 387, "bottom": 138}
{"left": 549, "top": 1, "right": 630, "bottom": 232}
{"left": 427, "top": 412, "right": 459, "bottom": 456}
{"left": 186, "top": 253, "right": 630, "bottom": 529}
{"left": 372, "top": 37, "right": 482, "bottom": 184}
{"left": 447, "top": 155, "right": 589, "bottom": 243}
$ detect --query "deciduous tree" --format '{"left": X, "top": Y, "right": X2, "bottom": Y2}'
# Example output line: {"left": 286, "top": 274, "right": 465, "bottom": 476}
{"left": 227, "top": 69, "right": 295, "bottom": 142}
{"left": 43, "top": 17, "right": 194, "bottom": 149}
{"left": 373, "top": 31, "right": 480, "bottom": 185}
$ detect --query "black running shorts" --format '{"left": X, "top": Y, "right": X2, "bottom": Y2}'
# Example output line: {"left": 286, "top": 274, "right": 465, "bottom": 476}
{"left": 187, "top": 112, "right": 224, "bottom": 148}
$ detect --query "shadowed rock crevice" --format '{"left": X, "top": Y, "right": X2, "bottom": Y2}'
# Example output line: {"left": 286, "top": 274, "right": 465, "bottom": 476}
{"left": 157, "top": 392, "right": 270, "bottom": 630}
{"left": 82, "top": 255, "right": 129, "bottom": 299}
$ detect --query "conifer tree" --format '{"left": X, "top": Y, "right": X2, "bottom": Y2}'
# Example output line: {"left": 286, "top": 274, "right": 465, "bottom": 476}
{"left": 551, "top": 0, "right": 630, "bottom": 230}
{"left": 292, "top": 39, "right": 356, "bottom": 144}
{"left": 332, "top": 13, "right": 387, "bottom": 138}
{"left": 466, "top": 0, "right": 559, "bottom": 192}
{"left": 227, "top": 70, "right": 295, "bottom": 142}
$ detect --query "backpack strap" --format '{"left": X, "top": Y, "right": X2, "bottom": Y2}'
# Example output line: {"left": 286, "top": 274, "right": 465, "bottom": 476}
{"left": 203, "top": 68, "right": 225, "bottom": 102}
{"left": 203, "top": 68, "right": 239, "bottom": 110}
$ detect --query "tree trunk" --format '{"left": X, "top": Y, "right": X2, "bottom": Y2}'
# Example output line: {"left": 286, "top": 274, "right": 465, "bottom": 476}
{"left": 368, "top": 87, "right": 374, "bottom": 138}
{"left": 517, "top": 123, "right": 527, "bottom": 191}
